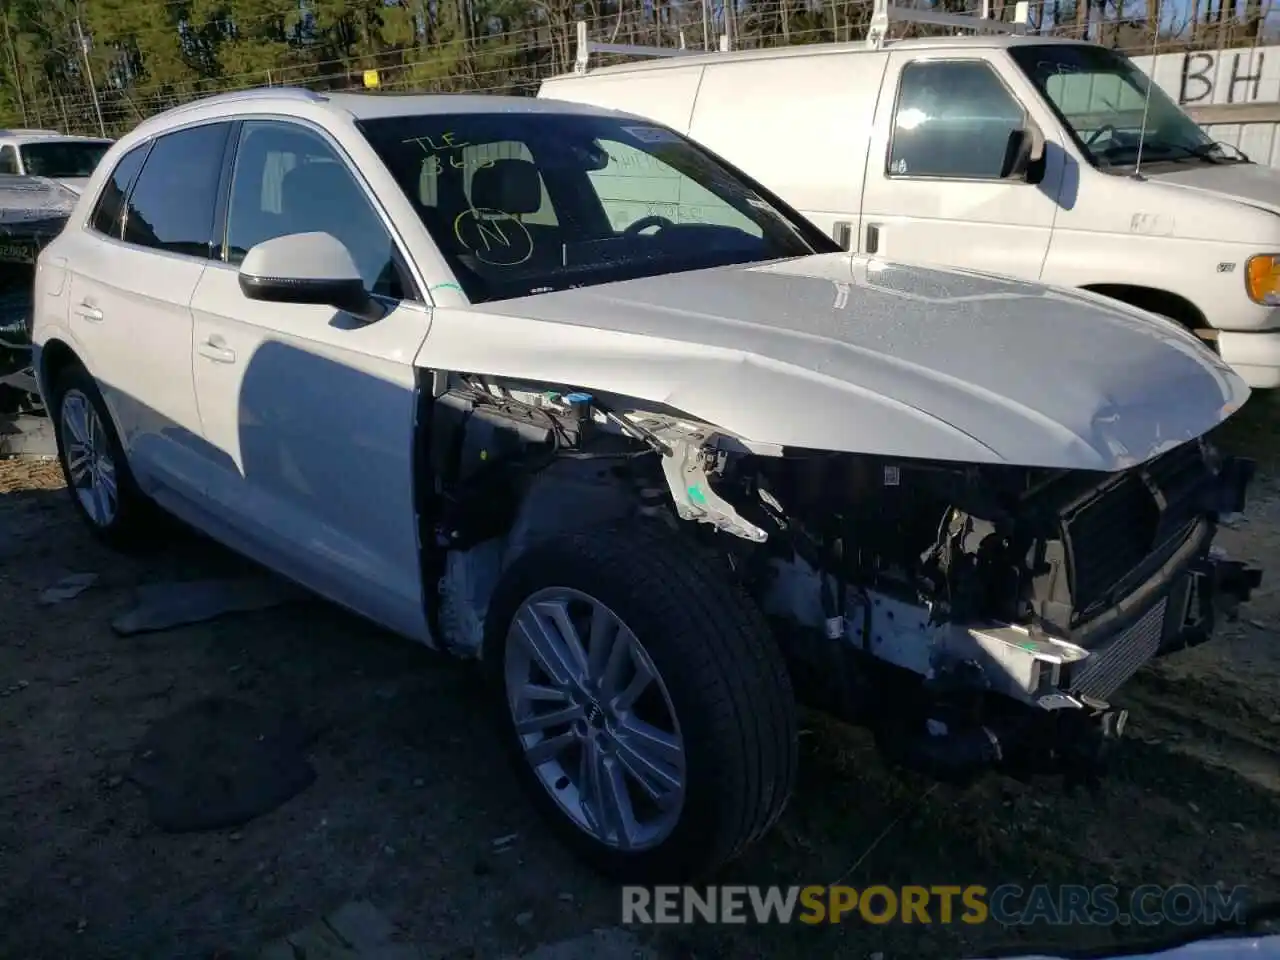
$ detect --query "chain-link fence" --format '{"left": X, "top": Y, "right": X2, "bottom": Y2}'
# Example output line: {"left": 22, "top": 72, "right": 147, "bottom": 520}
{"left": 3, "top": 0, "right": 1279, "bottom": 139}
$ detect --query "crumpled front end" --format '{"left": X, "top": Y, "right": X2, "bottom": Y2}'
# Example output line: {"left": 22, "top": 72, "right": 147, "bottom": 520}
{"left": 645, "top": 417, "right": 1262, "bottom": 788}
{"left": 416, "top": 317, "right": 1261, "bottom": 791}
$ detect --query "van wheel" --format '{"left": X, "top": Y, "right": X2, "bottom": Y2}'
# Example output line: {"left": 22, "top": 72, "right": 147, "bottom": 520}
{"left": 49, "top": 362, "right": 158, "bottom": 551}
{"left": 483, "top": 522, "right": 798, "bottom": 883}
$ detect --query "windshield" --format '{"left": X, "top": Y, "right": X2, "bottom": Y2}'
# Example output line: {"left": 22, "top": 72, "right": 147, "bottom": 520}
{"left": 1007, "top": 44, "right": 1234, "bottom": 168}
{"left": 357, "top": 111, "right": 831, "bottom": 303}
{"left": 19, "top": 140, "right": 112, "bottom": 179}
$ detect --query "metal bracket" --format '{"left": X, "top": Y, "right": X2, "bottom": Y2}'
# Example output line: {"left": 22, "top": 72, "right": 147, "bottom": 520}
{"left": 866, "top": 0, "right": 1028, "bottom": 49}
{"left": 573, "top": 20, "right": 731, "bottom": 75}
{"left": 656, "top": 432, "right": 768, "bottom": 543}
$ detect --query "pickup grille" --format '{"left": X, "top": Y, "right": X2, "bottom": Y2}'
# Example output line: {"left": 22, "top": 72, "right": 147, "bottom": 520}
{"left": 1062, "top": 443, "right": 1209, "bottom": 622}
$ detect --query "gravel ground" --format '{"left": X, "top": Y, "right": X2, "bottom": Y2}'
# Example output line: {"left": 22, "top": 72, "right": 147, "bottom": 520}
{"left": 1, "top": 398, "right": 1279, "bottom": 960}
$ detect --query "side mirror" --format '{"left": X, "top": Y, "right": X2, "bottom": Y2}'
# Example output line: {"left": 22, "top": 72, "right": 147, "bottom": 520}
{"left": 238, "top": 232, "right": 384, "bottom": 323}
{"left": 1000, "top": 123, "right": 1046, "bottom": 181}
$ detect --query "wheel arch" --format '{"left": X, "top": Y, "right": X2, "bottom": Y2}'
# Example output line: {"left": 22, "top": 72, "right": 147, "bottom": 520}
{"left": 38, "top": 336, "right": 131, "bottom": 456}
{"left": 1081, "top": 283, "right": 1210, "bottom": 333}
{"left": 38, "top": 336, "right": 82, "bottom": 398}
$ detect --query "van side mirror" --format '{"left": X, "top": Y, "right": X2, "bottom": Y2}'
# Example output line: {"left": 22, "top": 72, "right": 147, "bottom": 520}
{"left": 1000, "top": 123, "right": 1046, "bottom": 182}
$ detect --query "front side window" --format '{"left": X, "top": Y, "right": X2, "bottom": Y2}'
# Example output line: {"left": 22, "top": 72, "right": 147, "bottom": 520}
{"left": 123, "top": 123, "right": 230, "bottom": 257}
{"left": 889, "top": 60, "right": 1027, "bottom": 180}
{"left": 89, "top": 142, "right": 150, "bottom": 239}
{"left": 1008, "top": 44, "right": 1226, "bottom": 169}
{"left": 358, "top": 111, "right": 828, "bottom": 304}
{"left": 19, "top": 140, "right": 112, "bottom": 179}
{"left": 224, "top": 120, "right": 405, "bottom": 300}
{"left": 0, "top": 146, "right": 18, "bottom": 175}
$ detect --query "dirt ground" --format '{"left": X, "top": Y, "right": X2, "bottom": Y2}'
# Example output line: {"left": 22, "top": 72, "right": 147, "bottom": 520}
{"left": 2, "top": 399, "right": 1280, "bottom": 960}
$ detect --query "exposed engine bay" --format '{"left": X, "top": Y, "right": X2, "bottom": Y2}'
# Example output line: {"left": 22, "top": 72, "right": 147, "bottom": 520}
{"left": 421, "top": 372, "right": 1262, "bottom": 789}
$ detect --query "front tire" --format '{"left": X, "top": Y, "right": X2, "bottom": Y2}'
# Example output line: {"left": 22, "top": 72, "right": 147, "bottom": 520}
{"left": 483, "top": 521, "right": 798, "bottom": 883}
{"left": 49, "top": 362, "right": 157, "bottom": 551}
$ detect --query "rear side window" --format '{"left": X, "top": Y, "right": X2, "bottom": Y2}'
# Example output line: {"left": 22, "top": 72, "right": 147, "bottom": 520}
{"left": 0, "top": 146, "right": 18, "bottom": 175}
{"left": 122, "top": 122, "right": 231, "bottom": 257}
{"left": 888, "top": 60, "right": 1026, "bottom": 180}
{"left": 89, "top": 143, "right": 149, "bottom": 239}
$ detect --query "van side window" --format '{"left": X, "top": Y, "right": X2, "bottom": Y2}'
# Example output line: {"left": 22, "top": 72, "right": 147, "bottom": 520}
{"left": 888, "top": 61, "right": 1026, "bottom": 180}
{"left": 0, "top": 146, "right": 18, "bottom": 175}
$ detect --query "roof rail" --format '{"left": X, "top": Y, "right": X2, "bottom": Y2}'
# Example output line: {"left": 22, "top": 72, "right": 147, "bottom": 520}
{"left": 573, "top": 20, "right": 730, "bottom": 75}
{"left": 866, "top": 0, "right": 1029, "bottom": 49}
{"left": 136, "top": 85, "right": 328, "bottom": 129}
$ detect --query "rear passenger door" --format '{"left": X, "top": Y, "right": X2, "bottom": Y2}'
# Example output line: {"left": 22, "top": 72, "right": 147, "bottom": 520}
{"left": 63, "top": 122, "right": 232, "bottom": 501}
{"left": 188, "top": 118, "right": 432, "bottom": 641}
{"left": 859, "top": 52, "right": 1065, "bottom": 279}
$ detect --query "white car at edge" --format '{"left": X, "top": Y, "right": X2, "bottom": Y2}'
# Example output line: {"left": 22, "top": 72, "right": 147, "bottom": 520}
{"left": 30, "top": 87, "right": 1263, "bottom": 882}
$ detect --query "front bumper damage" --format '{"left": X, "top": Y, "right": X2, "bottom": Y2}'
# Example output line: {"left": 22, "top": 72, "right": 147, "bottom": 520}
{"left": 873, "top": 455, "right": 1262, "bottom": 789}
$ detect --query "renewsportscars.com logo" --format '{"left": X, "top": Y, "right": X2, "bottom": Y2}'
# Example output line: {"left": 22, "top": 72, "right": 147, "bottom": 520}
{"left": 621, "top": 884, "right": 1253, "bottom": 926}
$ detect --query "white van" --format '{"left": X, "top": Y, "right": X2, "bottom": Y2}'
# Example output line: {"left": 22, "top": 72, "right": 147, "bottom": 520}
{"left": 539, "top": 11, "right": 1280, "bottom": 388}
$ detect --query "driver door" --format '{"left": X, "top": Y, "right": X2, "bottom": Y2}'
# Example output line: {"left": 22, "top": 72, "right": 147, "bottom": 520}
{"left": 188, "top": 119, "right": 432, "bottom": 640}
{"left": 859, "top": 52, "right": 1066, "bottom": 280}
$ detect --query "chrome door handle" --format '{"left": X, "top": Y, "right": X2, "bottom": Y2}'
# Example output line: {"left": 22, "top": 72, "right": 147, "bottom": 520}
{"left": 197, "top": 337, "right": 236, "bottom": 364}
{"left": 73, "top": 302, "right": 103, "bottom": 322}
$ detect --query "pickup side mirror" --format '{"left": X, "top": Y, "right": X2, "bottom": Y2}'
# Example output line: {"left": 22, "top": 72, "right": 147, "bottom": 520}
{"left": 238, "top": 232, "right": 384, "bottom": 323}
{"left": 1000, "top": 123, "right": 1046, "bottom": 182}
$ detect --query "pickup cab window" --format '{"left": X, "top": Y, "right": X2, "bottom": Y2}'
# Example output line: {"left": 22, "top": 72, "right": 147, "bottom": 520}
{"left": 1008, "top": 44, "right": 1235, "bottom": 168}
{"left": 358, "top": 111, "right": 830, "bottom": 303}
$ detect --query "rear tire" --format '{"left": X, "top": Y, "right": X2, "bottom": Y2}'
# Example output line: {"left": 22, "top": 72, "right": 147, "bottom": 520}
{"left": 483, "top": 521, "right": 798, "bottom": 883}
{"left": 49, "top": 361, "right": 160, "bottom": 552}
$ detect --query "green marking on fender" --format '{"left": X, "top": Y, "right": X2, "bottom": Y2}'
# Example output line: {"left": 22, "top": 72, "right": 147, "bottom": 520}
{"left": 430, "top": 282, "right": 463, "bottom": 293}
{"left": 688, "top": 486, "right": 707, "bottom": 506}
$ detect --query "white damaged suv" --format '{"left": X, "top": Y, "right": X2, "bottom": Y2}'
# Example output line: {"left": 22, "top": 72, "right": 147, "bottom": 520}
{"left": 31, "top": 88, "right": 1262, "bottom": 881}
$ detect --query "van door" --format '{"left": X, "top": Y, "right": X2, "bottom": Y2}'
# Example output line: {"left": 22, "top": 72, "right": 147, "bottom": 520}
{"left": 859, "top": 50, "right": 1066, "bottom": 279}
{"left": 688, "top": 51, "right": 889, "bottom": 246}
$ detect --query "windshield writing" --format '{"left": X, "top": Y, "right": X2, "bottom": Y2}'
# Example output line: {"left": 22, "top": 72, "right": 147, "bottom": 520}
{"left": 358, "top": 112, "right": 828, "bottom": 304}
{"left": 1007, "top": 45, "right": 1230, "bottom": 168}
{"left": 19, "top": 141, "right": 111, "bottom": 179}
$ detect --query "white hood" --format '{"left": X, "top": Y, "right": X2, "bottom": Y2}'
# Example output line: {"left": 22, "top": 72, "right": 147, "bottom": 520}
{"left": 1146, "top": 162, "right": 1280, "bottom": 216}
{"left": 426, "top": 254, "right": 1247, "bottom": 471}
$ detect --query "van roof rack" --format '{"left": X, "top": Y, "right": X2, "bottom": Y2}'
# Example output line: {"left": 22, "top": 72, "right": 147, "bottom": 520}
{"left": 571, "top": 0, "right": 1029, "bottom": 72}
{"left": 866, "top": 0, "right": 1030, "bottom": 49}
{"left": 573, "top": 21, "right": 730, "bottom": 74}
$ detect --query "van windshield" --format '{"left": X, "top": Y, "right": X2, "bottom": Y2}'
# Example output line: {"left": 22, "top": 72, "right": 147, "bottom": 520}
{"left": 1008, "top": 44, "right": 1240, "bottom": 168}
{"left": 357, "top": 111, "right": 832, "bottom": 304}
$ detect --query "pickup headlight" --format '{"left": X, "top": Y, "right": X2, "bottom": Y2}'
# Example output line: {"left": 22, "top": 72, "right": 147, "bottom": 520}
{"left": 1245, "top": 253, "right": 1280, "bottom": 305}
